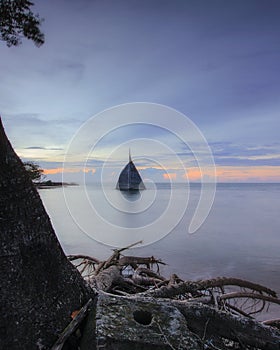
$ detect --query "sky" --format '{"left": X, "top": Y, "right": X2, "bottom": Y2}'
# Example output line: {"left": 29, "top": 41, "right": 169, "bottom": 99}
{"left": 1, "top": 0, "right": 280, "bottom": 183}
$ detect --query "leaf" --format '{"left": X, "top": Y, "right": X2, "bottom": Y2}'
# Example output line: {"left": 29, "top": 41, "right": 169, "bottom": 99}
{"left": 71, "top": 310, "right": 80, "bottom": 319}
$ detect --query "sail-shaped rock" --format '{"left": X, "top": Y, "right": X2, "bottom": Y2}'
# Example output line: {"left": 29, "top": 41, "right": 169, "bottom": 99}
{"left": 116, "top": 150, "right": 145, "bottom": 191}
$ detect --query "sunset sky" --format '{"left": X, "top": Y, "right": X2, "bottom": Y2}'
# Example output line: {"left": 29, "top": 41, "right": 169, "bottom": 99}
{"left": 1, "top": 0, "right": 280, "bottom": 182}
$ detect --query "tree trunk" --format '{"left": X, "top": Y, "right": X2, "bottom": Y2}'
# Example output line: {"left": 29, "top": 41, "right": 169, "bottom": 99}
{"left": 0, "top": 119, "right": 92, "bottom": 350}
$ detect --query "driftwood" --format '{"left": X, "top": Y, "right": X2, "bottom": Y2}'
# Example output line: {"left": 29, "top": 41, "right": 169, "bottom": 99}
{"left": 68, "top": 244, "right": 280, "bottom": 350}
{"left": 51, "top": 299, "right": 93, "bottom": 350}
{"left": 173, "top": 301, "right": 280, "bottom": 350}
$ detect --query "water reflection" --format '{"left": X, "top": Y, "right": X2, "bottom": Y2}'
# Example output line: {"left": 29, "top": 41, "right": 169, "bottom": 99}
{"left": 120, "top": 189, "right": 141, "bottom": 202}
{"left": 39, "top": 183, "right": 280, "bottom": 319}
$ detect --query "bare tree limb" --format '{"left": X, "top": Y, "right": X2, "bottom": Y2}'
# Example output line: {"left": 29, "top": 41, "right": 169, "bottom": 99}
{"left": 51, "top": 299, "right": 93, "bottom": 350}
{"left": 219, "top": 292, "right": 280, "bottom": 305}
{"left": 141, "top": 276, "right": 277, "bottom": 298}
{"left": 67, "top": 254, "right": 100, "bottom": 264}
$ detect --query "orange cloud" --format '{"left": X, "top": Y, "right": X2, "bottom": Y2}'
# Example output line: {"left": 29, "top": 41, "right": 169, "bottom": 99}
{"left": 43, "top": 165, "right": 280, "bottom": 182}
{"left": 44, "top": 167, "right": 96, "bottom": 175}
{"left": 184, "top": 166, "right": 280, "bottom": 182}
{"left": 163, "top": 172, "right": 177, "bottom": 180}
{"left": 44, "top": 167, "right": 64, "bottom": 175}
{"left": 216, "top": 166, "right": 280, "bottom": 182}
{"left": 183, "top": 168, "right": 203, "bottom": 181}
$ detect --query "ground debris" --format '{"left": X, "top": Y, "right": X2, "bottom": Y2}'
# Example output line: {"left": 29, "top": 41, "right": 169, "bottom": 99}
{"left": 68, "top": 243, "right": 280, "bottom": 350}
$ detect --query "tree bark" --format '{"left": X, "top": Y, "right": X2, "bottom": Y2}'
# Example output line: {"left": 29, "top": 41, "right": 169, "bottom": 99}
{"left": 172, "top": 300, "right": 280, "bottom": 350}
{"left": 0, "top": 119, "right": 92, "bottom": 350}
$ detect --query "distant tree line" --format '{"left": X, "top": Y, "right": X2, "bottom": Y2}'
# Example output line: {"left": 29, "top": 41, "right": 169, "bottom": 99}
{"left": 23, "top": 161, "right": 44, "bottom": 182}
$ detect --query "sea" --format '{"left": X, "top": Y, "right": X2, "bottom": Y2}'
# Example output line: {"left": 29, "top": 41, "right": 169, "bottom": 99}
{"left": 39, "top": 182, "right": 280, "bottom": 320}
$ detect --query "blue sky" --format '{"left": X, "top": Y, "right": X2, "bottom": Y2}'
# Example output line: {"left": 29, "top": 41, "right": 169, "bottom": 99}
{"left": 1, "top": 0, "right": 280, "bottom": 182}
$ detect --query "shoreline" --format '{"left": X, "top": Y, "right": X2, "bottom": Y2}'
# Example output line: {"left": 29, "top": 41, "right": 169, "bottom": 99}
{"left": 36, "top": 181, "right": 78, "bottom": 189}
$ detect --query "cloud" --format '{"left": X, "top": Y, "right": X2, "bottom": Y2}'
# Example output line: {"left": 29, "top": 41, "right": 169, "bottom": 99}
{"left": 24, "top": 146, "right": 64, "bottom": 150}
{"left": 44, "top": 167, "right": 96, "bottom": 175}
{"left": 216, "top": 166, "right": 280, "bottom": 182}
{"left": 184, "top": 168, "right": 202, "bottom": 181}
{"left": 25, "top": 146, "right": 46, "bottom": 150}
{"left": 1, "top": 114, "right": 81, "bottom": 158}
{"left": 163, "top": 172, "right": 177, "bottom": 180}
{"left": 40, "top": 59, "right": 85, "bottom": 83}
{"left": 210, "top": 141, "right": 280, "bottom": 166}
{"left": 43, "top": 167, "right": 65, "bottom": 175}
{"left": 1, "top": 1, "right": 280, "bottom": 183}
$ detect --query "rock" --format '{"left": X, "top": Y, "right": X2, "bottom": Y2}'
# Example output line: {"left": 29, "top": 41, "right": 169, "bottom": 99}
{"left": 81, "top": 293, "right": 201, "bottom": 350}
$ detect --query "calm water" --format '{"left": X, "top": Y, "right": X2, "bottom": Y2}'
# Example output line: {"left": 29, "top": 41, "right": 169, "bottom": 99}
{"left": 39, "top": 183, "right": 280, "bottom": 320}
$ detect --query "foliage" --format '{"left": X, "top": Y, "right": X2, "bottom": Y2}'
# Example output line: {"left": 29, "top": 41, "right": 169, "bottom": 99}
{"left": 23, "top": 161, "right": 44, "bottom": 182}
{"left": 0, "top": 0, "right": 44, "bottom": 46}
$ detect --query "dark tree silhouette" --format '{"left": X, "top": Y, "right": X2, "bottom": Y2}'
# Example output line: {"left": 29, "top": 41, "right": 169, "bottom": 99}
{"left": 0, "top": 118, "right": 92, "bottom": 349}
{"left": 0, "top": 0, "right": 44, "bottom": 46}
{"left": 23, "top": 160, "right": 44, "bottom": 182}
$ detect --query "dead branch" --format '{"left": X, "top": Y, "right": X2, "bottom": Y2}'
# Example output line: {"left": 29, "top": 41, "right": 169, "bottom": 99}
{"left": 200, "top": 277, "right": 277, "bottom": 296}
{"left": 133, "top": 267, "right": 166, "bottom": 280}
{"left": 67, "top": 246, "right": 280, "bottom": 349}
{"left": 118, "top": 255, "right": 165, "bottom": 268}
{"left": 223, "top": 302, "right": 253, "bottom": 318}
{"left": 219, "top": 291, "right": 280, "bottom": 305}
{"left": 115, "top": 240, "right": 143, "bottom": 252}
{"left": 168, "top": 273, "right": 183, "bottom": 286}
{"left": 262, "top": 319, "right": 280, "bottom": 329}
{"left": 171, "top": 301, "right": 280, "bottom": 350}
{"left": 142, "top": 276, "right": 277, "bottom": 299}
{"left": 132, "top": 267, "right": 166, "bottom": 286}
{"left": 87, "top": 265, "right": 121, "bottom": 292}
{"left": 117, "top": 277, "right": 148, "bottom": 294}
{"left": 67, "top": 254, "right": 100, "bottom": 264}
{"left": 51, "top": 298, "right": 93, "bottom": 350}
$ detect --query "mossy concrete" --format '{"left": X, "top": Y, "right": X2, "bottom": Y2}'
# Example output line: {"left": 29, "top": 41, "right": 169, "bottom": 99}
{"left": 82, "top": 293, "right": 201, "bottom": 350}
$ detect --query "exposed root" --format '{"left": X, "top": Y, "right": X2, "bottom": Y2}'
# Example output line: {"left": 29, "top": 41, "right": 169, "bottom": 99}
{"left": 68, "top": 242, "right": 280, "bottom": 350}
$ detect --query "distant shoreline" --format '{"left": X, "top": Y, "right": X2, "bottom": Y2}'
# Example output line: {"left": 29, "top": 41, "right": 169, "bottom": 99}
{"left": 36, "top": 181, "right": 78, "bottom": 189}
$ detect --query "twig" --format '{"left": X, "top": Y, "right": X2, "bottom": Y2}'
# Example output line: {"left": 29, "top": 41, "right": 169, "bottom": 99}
{"left": 118, "top": 255, "right": 165, "bottom": 267}
{"left": 219, "top": 292, "right": 280, "bottom": 305}
{"left": 141, "top": 277, "right": 277, "bottom": 299}
{"left": 114, "top": 240, "right": 143, "bottom": 253}
{"left": 154, "top": 319, "right": 177, "bottom": 350}
{"left": 67, "top": 254, "right": 100, "bottom": 264}
{"left": 262, "top": 319, "right": 280, "bottom": 328}
{"left": 50, "top": 298, "right": 92, "bottom": 350}
{"left": 224, "top": 302, "right": 253, "bottom": 318}
{"left": 202, "top": 318, "right": 210, "bottom": 341}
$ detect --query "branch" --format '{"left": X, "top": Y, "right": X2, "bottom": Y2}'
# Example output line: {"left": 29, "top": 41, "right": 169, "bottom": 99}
{"left": 115, "top": 240, "right": 143, "bottom": 253}
{"left": 67, "top": 254, "right": 100, "bottom": 264}
{"left": 50, "top": 299, "right": 93, "bottom": 350}
{"left": 172, "top": 301, "right": 280, "bottom": 350}
{"left": 262, "top": 319, "right": 280, "bottom": 329}
{"left": 132, "top": 267, "right": 166, "bottom": 286}
{"left": 119, "top": 255, "right": 165, "bottom": 267}
{"left": 141, "top": 277, "right": 277, "bottom": 298}
{"left": 219, "top": 292, "right": 280, "bottom": 305}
